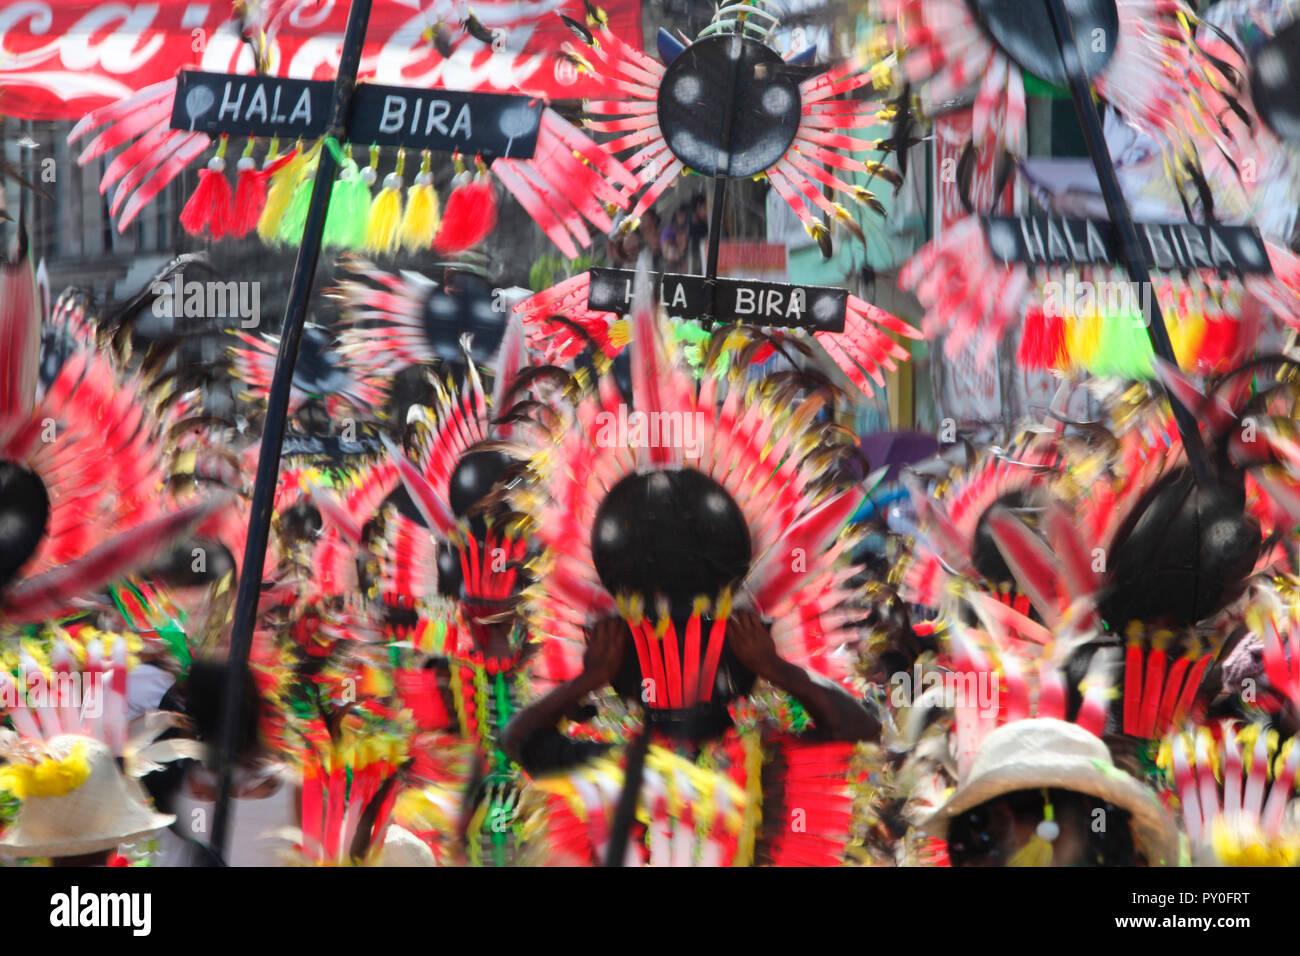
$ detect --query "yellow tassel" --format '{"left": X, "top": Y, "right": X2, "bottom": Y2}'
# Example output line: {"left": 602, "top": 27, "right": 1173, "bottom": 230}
{"left": 1066, "top": 306, "right": 1102, "bottom": 369}
{"left": 258, "top": 139, "right": 317, "bottom": 245}
{"left": 364, "top": 149, "right": 406, "bottom": 256}
{"left": 1170, "top": 309, "right": 1206, "bottom": 369}
{"left": 1008, "top": 834, "right": 1055, "bottom": 867}
{"left": 606, "top": 318, "right": 630, "bottom": 349}
{"left": 398, "top": 151, "right": 440, "bottom": 252}
{"left": 1009, "top": 792, "right": 1057, "bottom": 866}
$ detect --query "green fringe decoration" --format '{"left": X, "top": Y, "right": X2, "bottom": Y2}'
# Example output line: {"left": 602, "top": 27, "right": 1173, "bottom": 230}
{"left": 323, "top": 158, "right": 371, "bottom": 250}
{"left": 1090, "top": 305, "right": 1155, "bottom": 380}
{"left": 277, "top": 162, "right": 318, "bottom": 245}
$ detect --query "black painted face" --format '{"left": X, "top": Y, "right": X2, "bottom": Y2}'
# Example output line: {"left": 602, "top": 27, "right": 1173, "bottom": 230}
{"left": 0, "top": 461, "right": 50, "bottom": 590}
{"left": 420, "top": 276, "right": 501, "bottom": 364}
{"left": 967, "top": 0, "right": 1118, "bottom": 86}
{"left": 435, "top": 546, "right": 463, "bottom": 599}
{"left": 656, "top": 34, "right": 802, "bottom": 179}
{"left": 592, "top": 468, "right": 751, "bottom": 612}
{"left": 1099, "top": 468, "right": 1261, "bottom": 629}
{"left": 1251, "top": 19, "right": 1300, "bottom": 145}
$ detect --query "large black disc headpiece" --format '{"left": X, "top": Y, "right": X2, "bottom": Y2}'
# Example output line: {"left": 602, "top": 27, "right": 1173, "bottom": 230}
{"left": 0, "top": 461, "right": 50, "bottom": 590}
{"left": 1098, "top": 468, "right": 1260, "bottom": 629}
{"left": 656, "top": 33, "right": 802, "bottom": 179}
{"left": 592, "top": 468, "right": 751, "bottom": 612}
{"left": 448, "top": 449, "right": 513, "bottom": 540}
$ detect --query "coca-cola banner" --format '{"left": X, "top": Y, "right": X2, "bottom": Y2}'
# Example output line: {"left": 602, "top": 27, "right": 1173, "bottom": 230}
{"left": 0, "top": 0, "right": 643, "bottom": 121}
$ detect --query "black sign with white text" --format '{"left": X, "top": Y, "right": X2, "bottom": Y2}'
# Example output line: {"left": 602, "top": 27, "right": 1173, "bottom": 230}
{"left": 982, "top": 216, "right": 1273, "bottom": 275}
{"left": 170, "top": 71, "right": 543, "bottom": 158}
{"left": 171, "top": 72, "right": 328, "bottom": 138}
{"left": 586, "top": 269, "right": 848, "bottom": 332}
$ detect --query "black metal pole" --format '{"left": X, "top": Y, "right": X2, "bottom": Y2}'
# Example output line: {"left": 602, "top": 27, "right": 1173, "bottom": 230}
{"left": 704, "top": 32, "right": 744, "bottom": 314}
{"left": 207, "top": 0, "right": 374, "bottom": 863}
{"left": 1043, "top": 0, "right": 1211, "bottom": 484}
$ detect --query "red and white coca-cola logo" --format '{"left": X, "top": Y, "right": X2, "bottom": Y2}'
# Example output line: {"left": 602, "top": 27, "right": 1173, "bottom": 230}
{"left": 0, "top": 0, "right": 641, "bottom": 120}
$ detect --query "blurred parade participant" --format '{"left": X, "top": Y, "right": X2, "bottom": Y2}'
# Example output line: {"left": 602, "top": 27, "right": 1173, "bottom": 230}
{"left": 0, "top": 734, "right": 177, "bottom": 866}
{"left": 382, "top": 317, "right": 553, "bottom": 865}
{"left": 500, "top": 292, "right": 880, "bottom": 865}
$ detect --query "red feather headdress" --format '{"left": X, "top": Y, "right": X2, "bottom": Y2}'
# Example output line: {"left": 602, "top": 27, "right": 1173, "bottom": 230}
{"left": 506, "top": 284, "right": 867, "bottom": 694}
{"left": 383, "top": 315, "right": 534, "bottom": 622}
{"left": 1161, "top": 719, "right": 1300, "bottom": 864}
{"left": 1, "top": 261, "right": 222, "bottom": 625}
{"left": 870, "top": 0, "right": 1205, "bottom": 156}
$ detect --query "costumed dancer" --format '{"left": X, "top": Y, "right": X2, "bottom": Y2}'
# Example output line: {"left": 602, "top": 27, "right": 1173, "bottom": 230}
{"left": 382, "top": 316, "right": 555, "bottom": 866}
{"left": 498, "top": 283, "right": 881, "bottom": 866}
{"left": 1, "top": 247, "right": 222, "bottom": 863}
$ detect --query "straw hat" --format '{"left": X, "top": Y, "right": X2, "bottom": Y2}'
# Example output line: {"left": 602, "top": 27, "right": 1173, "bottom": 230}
{"left": 0, "top": 734, "right": 175, "bottom": 858}
{"left": 375, "top": 825, "right": 436, "bottom": 867}
{"left": 923, "top": 718, "right": 1179, "bottom": 866}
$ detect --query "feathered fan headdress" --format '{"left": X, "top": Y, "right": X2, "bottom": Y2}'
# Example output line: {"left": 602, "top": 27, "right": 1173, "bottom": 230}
{"left": 869, "top": 0, "right": 1204, "bottom": 157}
{"left": 1, "top": 245, "right": 222, "bottom": 625}
{"left": 1160, "top": 719, "right": 1300, "bottom": 865}
{"left": 562, "top": 0, "right": 899, "bottom": 252}
{"left": 505, "top": 278, "right": 869, "bottom": 704}
{"left": 977, "top": 378, "right": 1300, "bottom": 741}
{"left": 382, "top": 315, "right": 534, "bottom": 631}
{"left": 0, "top": 623, "right": 204, "bottom": 775}
{"left": 230, "top": 323, "right": 388, "bottom": 422}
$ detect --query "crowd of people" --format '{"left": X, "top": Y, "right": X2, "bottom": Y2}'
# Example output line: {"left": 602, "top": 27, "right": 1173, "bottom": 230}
{"left": 1, "top": 0, "right": 1300, "bottom": 873}
{"left": 1, "top": 240, "right": 1298, "bottom": 869}
{"left": 607, "top": 195, "right": 710, "bottom": 272}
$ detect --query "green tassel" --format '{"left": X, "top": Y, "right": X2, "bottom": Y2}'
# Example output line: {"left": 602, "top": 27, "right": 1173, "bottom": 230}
{"left": 324, "top": 155, "right": 371, "bottom": 250}
{"left": 1091, "top": 304, "right": 1154, "bottom": 380}
{"left": 277, "top": 158, "right": 318, "bottom": 245}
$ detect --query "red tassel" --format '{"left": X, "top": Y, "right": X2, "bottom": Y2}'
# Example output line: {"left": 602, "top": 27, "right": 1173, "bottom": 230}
{"left": 1018, "top": 304, "right": 1067, "bottom": 370}
{"left": 433, "top": 174, "right": 497, "bottom": 252}
{"left": 180, "top": 153, "right": 234, "bottom": 239}
{"left": 1196, "top": 315, "right": 1239, "bottom": 373}
{"left": 231, "top": 149, "right": 296, "bottom": 238}
{"left": 1123, "top": 637, "right": 1143, "bottom": 735}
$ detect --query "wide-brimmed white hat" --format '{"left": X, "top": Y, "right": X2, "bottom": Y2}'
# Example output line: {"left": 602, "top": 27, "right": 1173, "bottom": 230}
{"left": 375, "top": 825, "right": 436, "bottom": 867}
{"left": 0, "top": 734, "right": 175, "bottom": 858}
{"left": 923, "top": 718, "right": 1179, "bottom": 866}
